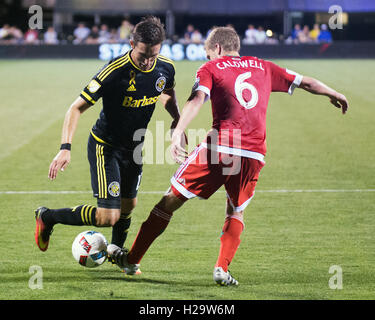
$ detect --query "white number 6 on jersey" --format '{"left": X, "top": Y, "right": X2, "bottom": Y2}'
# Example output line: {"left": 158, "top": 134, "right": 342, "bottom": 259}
{"left": 235, "top": 72, "right": 258, "bottom": 110}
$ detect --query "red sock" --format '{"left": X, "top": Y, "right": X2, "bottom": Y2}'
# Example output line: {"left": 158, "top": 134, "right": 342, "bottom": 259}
{"left": 127, "top": 205, "right": 173, "bottom": 264}
{"left": 215, "top": 217, "right": 244, "bottom": 272}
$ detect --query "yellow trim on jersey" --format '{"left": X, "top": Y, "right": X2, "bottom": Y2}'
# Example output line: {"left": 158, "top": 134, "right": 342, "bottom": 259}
{"left": 96, "top": 146, "right": 102, "bottom": 198}
{"left": 97, "top": 53, "right": 129, "bottom": 81}
{"left": 99, "top": 57, "right": 130, "bottom": 81}
{"left": 90, "top": 130, "right": 111, "bottom": 146}
{"left": 101, "top": 146, "right": 107, "bottom": 199}
{"left": 96, "top": 145, "right": 107, "bottom": 199}
{"left": 128, "top": 52, "right": 157, "bottom": 73}
{"left": 97, "top": 55, "right": 128, "bottom": 80}
{"left": 81, "top": 91, "right": 97, "bottom": 105}
{"left": 158, "top": 55, "right": 175, "bottom": 67}
{"left": 98, "top": 58, "right": 130, "bottom": 82}
{"left": 98, "top": 145, "right": 104, "bottom": 199}
{"left": 158, "top": 56, "right": 175, "bottom": 90}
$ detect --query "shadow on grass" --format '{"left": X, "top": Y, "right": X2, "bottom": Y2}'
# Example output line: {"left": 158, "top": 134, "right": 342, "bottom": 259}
{"left": 93, "top": 269, "right": 217, "bottom": 288}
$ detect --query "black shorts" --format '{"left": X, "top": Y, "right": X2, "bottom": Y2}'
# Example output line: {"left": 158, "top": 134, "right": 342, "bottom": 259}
{"left": 87, "top": 134, "right": 143, "bottom": 209}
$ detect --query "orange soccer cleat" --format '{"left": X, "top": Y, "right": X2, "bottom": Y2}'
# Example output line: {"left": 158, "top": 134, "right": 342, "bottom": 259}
{"left": 34, "top": 207, "right": 54, "bottom": 252}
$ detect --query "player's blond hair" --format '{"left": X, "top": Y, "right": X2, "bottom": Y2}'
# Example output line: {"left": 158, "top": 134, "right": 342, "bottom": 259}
{"left": 205, "top": 26, "right": 241, "bottom": 53}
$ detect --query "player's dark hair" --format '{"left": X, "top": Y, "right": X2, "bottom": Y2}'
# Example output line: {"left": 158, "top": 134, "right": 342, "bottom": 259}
{"left": 205, "top": 26, "right": 241, "bottom": 53}
{"left": 132, "top": 16, "right": 165, "bottom": 46}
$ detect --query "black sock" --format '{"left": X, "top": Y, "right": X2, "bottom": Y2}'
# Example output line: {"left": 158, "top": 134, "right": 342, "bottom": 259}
{"left": 43, "top": 205, "right": 97, "bottom": 227}
{"left": 111, "top": 213, "right": 132, "bottom": 248}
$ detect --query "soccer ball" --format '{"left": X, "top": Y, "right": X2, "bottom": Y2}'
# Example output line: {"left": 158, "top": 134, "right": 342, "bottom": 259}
{"left": 72, "top": 231, "right": 108, "bottom": 268}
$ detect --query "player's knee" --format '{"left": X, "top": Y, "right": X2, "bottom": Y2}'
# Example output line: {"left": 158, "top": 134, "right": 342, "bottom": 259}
{"left": 226, "top": 210, "right": 244, "bottom": 223}
{"left": 121, "top": 198, "right": 137, "bottom": 215}
{"left": 157, "top": 191, "right": 185, "bottom": 213}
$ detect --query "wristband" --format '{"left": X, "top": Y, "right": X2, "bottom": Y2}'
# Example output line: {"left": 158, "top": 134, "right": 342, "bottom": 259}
{"left": 60, "top": 143, "right": 71, "bottom": 151}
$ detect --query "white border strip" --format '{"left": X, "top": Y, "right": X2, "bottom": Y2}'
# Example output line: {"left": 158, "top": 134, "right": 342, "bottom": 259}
{"left": 196, "top": 85, "right": 211, "bottom": 97}
{"left": 286, "top": 69, "right": 303, "bottom": 95}
{"left": 170, "top": 176, "right": 198, "bottom": 199}
{"left": 0, "top": 189, "right": 374, "bottom": 195}
{"left": 227, "top": 193, "right": 254, "bottom": 212}
{"left": 201, "top": 142, "right": 265, "bottom": 162}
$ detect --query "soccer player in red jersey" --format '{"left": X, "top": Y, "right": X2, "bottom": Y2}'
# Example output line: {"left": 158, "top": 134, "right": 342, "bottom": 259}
{"left": 108, "top": 27, "right": 349, "bottom": 285}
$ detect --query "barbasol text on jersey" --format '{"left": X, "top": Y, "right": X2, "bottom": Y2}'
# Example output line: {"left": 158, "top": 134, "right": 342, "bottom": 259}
{"left": 122, "top": 95, "right": 160, "bottom": 108}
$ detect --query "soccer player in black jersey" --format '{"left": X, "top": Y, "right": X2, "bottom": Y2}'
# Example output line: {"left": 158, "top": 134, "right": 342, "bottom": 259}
{"left": 34, "top": 17, "right": 182, "bottom": 272}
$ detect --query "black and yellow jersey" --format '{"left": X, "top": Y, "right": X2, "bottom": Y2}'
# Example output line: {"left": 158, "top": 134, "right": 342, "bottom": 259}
{"left": 80, "top": 50, "right": 176, "bottom": 150}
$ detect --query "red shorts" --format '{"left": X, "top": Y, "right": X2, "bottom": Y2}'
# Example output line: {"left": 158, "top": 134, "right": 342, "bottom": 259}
{"left": 170, "top": 144, "right": 265, "bottom": 212}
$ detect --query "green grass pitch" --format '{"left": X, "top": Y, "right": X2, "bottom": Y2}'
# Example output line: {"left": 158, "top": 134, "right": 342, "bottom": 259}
{"left": 0, "top": 58, "right": 374, "bottom": 300}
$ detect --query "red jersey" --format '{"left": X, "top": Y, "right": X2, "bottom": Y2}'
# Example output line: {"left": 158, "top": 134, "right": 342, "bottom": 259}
{"left": 195, "top": 56, "right": 302, "bottom": 159}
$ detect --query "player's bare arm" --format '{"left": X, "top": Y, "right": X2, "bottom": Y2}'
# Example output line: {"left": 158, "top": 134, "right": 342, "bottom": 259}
{"left": 160, "top": 88, "right": 189, "bottom": 148}
{"left": 171, "top": 90, "right": 206, "bottom": 164}
{"left": 299, "top": 76, "right": 349, "bottom": 114}
{"left": 159, "top": 88, "right": 180, "bottom": 128}
{"left": 48, "top": 96, "right": 91, "bottom": 180}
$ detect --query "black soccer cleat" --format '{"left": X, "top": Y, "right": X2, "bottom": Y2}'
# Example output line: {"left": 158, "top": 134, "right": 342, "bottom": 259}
{"left": 107, "top": 244, "right": 141, "bottom": 275}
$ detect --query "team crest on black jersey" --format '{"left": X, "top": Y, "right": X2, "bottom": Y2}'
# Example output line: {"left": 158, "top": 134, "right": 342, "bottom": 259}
{"left": 155, "top": 76, "right": 167, "bottom": 92}
{"left": 108, "top": 181, "right": 120, "bottom": 197}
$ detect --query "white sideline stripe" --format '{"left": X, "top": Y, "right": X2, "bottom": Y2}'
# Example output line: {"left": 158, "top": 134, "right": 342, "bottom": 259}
{"left": 0, "top": 189, "right": 374, "bottom": 195}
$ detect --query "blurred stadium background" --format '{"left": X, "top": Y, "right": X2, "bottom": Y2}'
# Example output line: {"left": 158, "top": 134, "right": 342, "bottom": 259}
{"left": 1, "top": 0, "right": 375, "bottom": 59}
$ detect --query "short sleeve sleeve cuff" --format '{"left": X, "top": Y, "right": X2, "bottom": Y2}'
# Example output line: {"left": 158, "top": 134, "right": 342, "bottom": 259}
{"left": 80, "top": 90, "right": 97, "bottom": 105}
{"left": 195, "top": 85, "right": 211, "bottom": 97}
{"left": 286, "top": 69, "right": 303, "bottom": 95}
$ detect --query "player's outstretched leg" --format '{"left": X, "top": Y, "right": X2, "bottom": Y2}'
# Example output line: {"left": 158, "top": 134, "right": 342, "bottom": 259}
{"left": 108, "top": 191, "right": 185, "bottom": 272}
{"left": 107, "top": 204, "right": 173, "bottom": 273}
{"left": 39, "top": 205, "right": 97, "bottom": 226}
{"left": 34, "top": 205, "right": 98, "bottom": 252}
